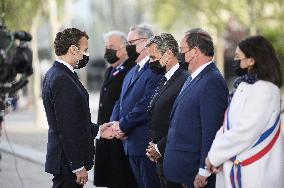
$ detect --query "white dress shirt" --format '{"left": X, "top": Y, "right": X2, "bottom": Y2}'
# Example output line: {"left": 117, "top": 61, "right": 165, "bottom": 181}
{"left": 56, "top": 58, "right": 74, "bottom": 73}
{"left": 190, "top": 61, "right": 212, "bottom": 81}
{"left": 164, "top": 63, "right": 180, "bottom": 84}
{"left": 190, "top": 60, "right": 213, "bottom": 177}
{"left": 137, "top": 56, "right": 149, "bottom": 72}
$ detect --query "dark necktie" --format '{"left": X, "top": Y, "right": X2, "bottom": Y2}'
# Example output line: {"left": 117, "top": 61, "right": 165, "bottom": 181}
{"left": 74, "top": 72, "right": 79, "bottom": 79}
{"left": 109, "top": 67, "right": 117, "bottom": 79}
{"left": 147, "top": 76, "right": 167, "bottom": 111}
{"left": 110, "top": 67, "right": 117, "bottom": 75}
{"left": 178, "top": 75, "right": 192, "bottom": 96}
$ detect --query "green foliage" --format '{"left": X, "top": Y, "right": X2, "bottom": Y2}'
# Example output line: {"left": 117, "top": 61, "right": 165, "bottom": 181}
{"left": 261, "top": 27, "right": 284, "bottom": 75}
{"left": 1, "top": 0, "right": 64, "bottom": 31}
{"left": 1, "top": 0, "right": 43, "bottom": 31}
{"left": 149, "top": 0, "right": 284, "bottom": 71}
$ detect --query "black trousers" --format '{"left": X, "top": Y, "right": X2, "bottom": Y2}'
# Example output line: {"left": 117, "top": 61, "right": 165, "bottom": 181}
{"left": 94, "top": 138, "right": 137, "bottom": 188}
{"left": 156, "top": 159, "right": 182, "bottom": 188}
{"left": 166, "top": 181, "right": 183, "bottom": 188}
{"left": 52, "top": 174, "right": 82, "bottom": 188}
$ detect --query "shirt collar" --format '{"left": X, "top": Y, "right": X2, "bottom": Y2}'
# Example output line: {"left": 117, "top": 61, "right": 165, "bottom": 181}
{"left": 164, "top": 63, "right": 180, "bottom": 81}
{"left": 137, "top": 56, "right": 149, "bottom": 71}
{"left": 190, "top": 61, "right": 212, "bottom": 80}
{"left": 56, "top": 58, "right": 74, "bottom": 73}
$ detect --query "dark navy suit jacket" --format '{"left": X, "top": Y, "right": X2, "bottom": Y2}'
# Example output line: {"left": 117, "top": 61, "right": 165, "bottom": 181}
{"left": 42, "top": 61, "right": 98, "bottom": 175}
{"left": 163, "top": 63, "right": 228, "bottom": 185}
{"left": 110, "top": 61, "right": 162, "bottom": 156}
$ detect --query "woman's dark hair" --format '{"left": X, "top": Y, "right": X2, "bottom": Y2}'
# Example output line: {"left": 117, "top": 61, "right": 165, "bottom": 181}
{"left": 54, "top": 28, "right": 89, "bottom": 56}
{"left": 239, "top": 35, "right": 282, "bottom": 87}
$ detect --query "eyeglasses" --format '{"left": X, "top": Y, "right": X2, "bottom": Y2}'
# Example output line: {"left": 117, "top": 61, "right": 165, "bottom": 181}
{"left": 128, "top": 38, "right": 147, "bottom": 45}
{"left": 78, "top": 49, "right": 90, "bottom": 56}
{"left": 76, "top": 46, "right": 89, "bottom": 56}
{"left": 179, "top": 46, "right": 191, "bottom": 53}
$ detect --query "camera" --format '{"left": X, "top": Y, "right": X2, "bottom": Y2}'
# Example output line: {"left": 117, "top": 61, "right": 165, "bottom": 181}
{"left": 0, "top": 23, "right": 33, "bottom": 122}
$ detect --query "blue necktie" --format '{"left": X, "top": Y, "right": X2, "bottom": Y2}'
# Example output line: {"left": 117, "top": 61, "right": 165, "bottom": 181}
{"left": 134, "top": 64, "right": 140, "bottom": 75}
{"left": 179, "top": 75, "right": 192, "bottom": 95}
{"left": 131, "top": 65, "right": 140, "bottom": 83}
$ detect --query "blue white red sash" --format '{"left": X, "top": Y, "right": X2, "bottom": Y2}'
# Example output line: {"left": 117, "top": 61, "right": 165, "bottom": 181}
{"left": 222, "top": 106, "right": 281, "bottom": 188}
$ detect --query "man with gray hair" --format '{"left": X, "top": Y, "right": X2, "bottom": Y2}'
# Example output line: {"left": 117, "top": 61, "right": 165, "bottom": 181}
{"left": 125, "top": 24, "right": 154, "bottom": 62}
{"left": 94, "top": 31, "right": 137, "bottom": 188}
{"left": 145, "top": 33, "right": 188, "bottom": 188}
{"left": 110, "top": 25, "right": 162, "bottom": 188}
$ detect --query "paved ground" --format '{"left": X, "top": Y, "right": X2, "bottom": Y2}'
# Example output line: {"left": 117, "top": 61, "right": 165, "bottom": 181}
{"left": 0, "top": 152, "right": 53, "bottom": 188}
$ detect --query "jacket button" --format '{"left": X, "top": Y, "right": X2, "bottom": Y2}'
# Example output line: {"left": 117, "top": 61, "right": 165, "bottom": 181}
{"left": 104, "top": 88, "right": 107, "bottom": 91}
{"left": 99, "top": 103, "right": 102, "bottom": 107}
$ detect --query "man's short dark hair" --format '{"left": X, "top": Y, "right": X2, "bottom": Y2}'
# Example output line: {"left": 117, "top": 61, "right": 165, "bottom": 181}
{"left": 185, "top": 28, "right": 214, "bottom": 57}
{"left": 54, "top": 28, "right": 89, "bottom": 56}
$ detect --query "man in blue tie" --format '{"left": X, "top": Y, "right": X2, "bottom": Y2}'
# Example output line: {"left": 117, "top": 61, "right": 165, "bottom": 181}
{"left": 163, "top": 28, "right": 229, "bottom": 188}
{"left": 110, "top": 25, "right": 162, "bottom": 188}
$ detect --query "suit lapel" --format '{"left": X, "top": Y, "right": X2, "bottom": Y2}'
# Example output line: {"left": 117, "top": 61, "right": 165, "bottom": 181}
{"left": 154, "top": 68, "right": 182, "bottom": 102}
{"left": 104, "top": 58, "right": 134, "bottom": 88}
{"left": 171, "top": 63, "right": 216, "bottom": 117}
{"left": 103, "top": 67, "right": 115, "bottom": 87}
{"left": 73, "top": 75, "right": 89, "bottom": 97}
{"left": 126, "top": 61, "right": 149, "bottom": 90}
{"left": 121, "top": 67, "right": 135, "bottom": 97}
{"left": 174, "top": 74, "right": 201, "bottom": 104}
{"left": 54, "top": 61, "right": 88, "bottom": 97}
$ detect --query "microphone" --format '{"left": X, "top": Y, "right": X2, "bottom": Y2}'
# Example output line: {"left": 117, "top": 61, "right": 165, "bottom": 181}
{"left": 13, "top": 31, "right": 32, "bottom": 41}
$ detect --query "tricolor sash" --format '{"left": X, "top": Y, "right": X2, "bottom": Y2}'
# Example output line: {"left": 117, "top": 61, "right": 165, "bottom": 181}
{"left": 223, "top": 106, "right": 281, "bottom": 188}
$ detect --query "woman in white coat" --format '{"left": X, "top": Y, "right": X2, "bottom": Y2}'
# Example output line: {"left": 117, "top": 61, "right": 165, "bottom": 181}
{"left": 205, "top": 36, "right": 284, "bottom": 188}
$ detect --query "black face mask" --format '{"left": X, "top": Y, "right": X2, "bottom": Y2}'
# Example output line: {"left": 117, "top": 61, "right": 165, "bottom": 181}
{"left": 177, "top": 52, "right": 188, "bottom": 70}
{"left": 232, "top": 59, "right": 247, "bottom": 76}
{"left": 126, "top": 44, "right": 140, "bottom": 61}
{"left": 104, "top": 48, "right": 119, "bottom": 64}
{"left": 149, "top": 60, "right": 166, "bottom": 75}
{"left": 76, "top": 54, "right": 89, "bottom": 69}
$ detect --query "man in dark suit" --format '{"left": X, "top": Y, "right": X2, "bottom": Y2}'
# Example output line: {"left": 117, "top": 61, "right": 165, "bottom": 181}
{"left": 163, "top": 28, "right": 229, "bottom": 188}
{"left": 42, "top": 28, "right": 113, "bottom": 188}
{"left": 94, "top": 31, "right": 137, "bottom": 188}
{"left": 110, "top": 25, "right": 162, "bottom": 188}
{"left": 144, "top": 33, "right": 188, "bottom": 188}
